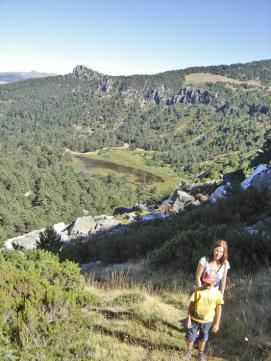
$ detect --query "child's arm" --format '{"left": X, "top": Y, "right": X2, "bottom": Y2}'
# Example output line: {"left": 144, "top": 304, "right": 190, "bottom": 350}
{"left": 187, "top": 301, "right": 195, "bottom": 328}
{"left": 212, "top": 304, "right": 222, "bottom": 332}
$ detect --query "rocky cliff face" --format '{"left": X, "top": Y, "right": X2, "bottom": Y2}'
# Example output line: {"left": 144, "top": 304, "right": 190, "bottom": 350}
{"left": 72, "top": 65, "right": 270, "bottom": 116}
{"left": 72, "top": 65, "right": 219, "bottom": 108}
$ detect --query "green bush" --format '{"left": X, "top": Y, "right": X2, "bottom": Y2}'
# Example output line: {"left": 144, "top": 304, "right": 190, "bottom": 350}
{"left": 148, "top": 226, "right": 271, "bottom": 272}
{"left": 0, "top": 249, "right": 97, "bottom": 359}
{"left": 113, "top": 293, "right": 145, "bottom": 305}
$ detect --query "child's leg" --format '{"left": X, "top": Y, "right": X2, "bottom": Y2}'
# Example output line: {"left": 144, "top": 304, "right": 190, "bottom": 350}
{"left": 198, "top": 322, "right": 212, "bottom": 353}
{"left": 198, "top": 340, "right": 206, "bottom": 352}
{"left": 186, "top": 320, "right": 199, "bottom": 350}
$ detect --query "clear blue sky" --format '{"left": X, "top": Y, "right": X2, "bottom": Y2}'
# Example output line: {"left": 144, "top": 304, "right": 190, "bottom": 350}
{"left": 0, "top": 0, "right": 270, "bottom": 75}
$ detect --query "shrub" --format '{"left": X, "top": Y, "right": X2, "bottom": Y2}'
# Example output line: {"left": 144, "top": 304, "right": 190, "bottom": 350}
{"left": 113, "top": 293, "right": 145, "bottom": 305}
{"left": 148, "top": 226, "right": 271, "bottom": 272}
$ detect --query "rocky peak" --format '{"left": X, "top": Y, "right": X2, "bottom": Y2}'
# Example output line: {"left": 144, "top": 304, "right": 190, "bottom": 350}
{"left": 72, "top": 65, "right": 104, "bottom": 81}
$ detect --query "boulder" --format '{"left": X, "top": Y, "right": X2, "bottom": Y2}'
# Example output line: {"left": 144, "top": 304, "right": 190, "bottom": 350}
{"left": 52, "top": 222, "right": 66, "bottom": 234}
{"left": 209, "top": 183, "right": 231, "bottom": 203}
{"left": 241, "top": 164, "right": 267, "bottom": 189}
{"left": 170, "top": 190, "right": 195, "bottom": 212}
{"left": 250, "top": 169, "right": 271, "bottom": 192}
{"left": 179, "top": 181, "right": 217, "bottom": 196}
{"left": 95, "top": 218, "right": 121, "bottom": 233}
{"left": 67, "top": 215, "right": 96, "bottom": 236}
{"left": 4, "top": 229, "right": 45, "bottom": 250}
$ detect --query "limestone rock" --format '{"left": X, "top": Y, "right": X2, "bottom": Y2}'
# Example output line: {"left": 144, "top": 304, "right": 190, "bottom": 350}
{"left": 95, "top": 218, "right": 121, "bottom": 233}
{"left": 209, "top": 183, "right": 230, "bottom": 203}
{"left": 170, "top": 190, "right": 195, "bottom": 212}
{"left": 241, "top": 164, "right": 268, "bottom": 189}
{"left": 250, "top": 169, "right": 271, "bottom": 192}
{"left": 4, "top": 229, "right": 45, "bottom": 250}
{"left": 67, "top": 215, "right": 96, "bottom": 236}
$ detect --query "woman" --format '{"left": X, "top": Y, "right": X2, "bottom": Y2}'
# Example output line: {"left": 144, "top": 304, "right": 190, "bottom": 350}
{"left": 195, "top": 240, "right": 230, "bottom": 296}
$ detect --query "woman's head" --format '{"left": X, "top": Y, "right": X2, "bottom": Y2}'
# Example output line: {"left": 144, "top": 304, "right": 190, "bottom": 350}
{"left": 210, "top": 239, "right": 228, "bottom": 264}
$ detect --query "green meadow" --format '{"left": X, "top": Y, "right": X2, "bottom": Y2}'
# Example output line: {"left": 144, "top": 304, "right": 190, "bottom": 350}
{"left": 70, "top": 147, "right": 181, "bottom": 194}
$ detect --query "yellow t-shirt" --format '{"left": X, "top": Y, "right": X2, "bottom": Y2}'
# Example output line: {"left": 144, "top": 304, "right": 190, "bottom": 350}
{"left": 190, "top": 286, "right": 224, "bottom": 323}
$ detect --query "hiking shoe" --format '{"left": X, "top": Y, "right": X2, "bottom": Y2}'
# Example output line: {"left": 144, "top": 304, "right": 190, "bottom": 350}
{"left": 198, "top": 351, "right": 207, "bottom": 361}
{"left": 183, "top": 350, "right": 193, "bottom": 359}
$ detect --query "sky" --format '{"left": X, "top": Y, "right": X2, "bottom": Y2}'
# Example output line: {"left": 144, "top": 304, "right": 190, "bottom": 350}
{"left": 0, "top": 0, "right": 270, "bottom": 75}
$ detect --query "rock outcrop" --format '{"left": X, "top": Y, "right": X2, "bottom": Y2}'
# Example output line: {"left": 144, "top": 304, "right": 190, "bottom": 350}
{"left": 4, "top": 229, "right": 45, "bottom": 250}
{"left": 170, "top": 190, "right": 195, "bottom": 213}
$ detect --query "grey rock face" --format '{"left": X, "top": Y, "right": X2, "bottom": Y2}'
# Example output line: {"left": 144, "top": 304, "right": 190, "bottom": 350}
{"left": 167, "top": 87, "right": 217, "bottom": 106}
{"left": 209, "top": 183, "right": 231, "bottom": 204}
{"left": 67, "top": 215, "right": 96, "bottom": 236}
{"left": 4, "top": 229, "right": 45, "bottom": 250}
{"left": 72, "top": 65, "right": 103, "bottom": 81}
{"left": 180, "top": 181, "right": 217, "bottom": 196}
{"left": 241, "top": 164, "right": 268, "bottom": 189}
{"left": 250, "top": 169, "right": 271, "bottom": 192}
{"left": 144, "top": 88, "right": 165, "bottom": 105}
{"left": 170, "top": 190, "right": 195, "bottom": 212}
{"left": 98, "top": 78, "right": 113, "bottom": 93}
{"left": 94, "top": 218, "right": 121, "bottom": 233}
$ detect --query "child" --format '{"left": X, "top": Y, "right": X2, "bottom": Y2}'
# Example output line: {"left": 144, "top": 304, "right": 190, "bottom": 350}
{"left": 184, "top": 270, "right": 224, "bottom": 361}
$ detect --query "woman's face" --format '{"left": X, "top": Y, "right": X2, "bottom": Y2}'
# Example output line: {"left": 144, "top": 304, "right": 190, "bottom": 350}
{"left": 213, "top": 246, "right": 224, "bottom": 261}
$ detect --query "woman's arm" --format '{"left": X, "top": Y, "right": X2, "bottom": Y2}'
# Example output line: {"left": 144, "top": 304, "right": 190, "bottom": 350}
{"left": 212, "top": 304, "right": 222, "bottom": 332}
{"left": 220, "top": 268, "right": 228, "bottom": 297}
{"left": 195, "top": 263, "right": 204, "bottom": 288}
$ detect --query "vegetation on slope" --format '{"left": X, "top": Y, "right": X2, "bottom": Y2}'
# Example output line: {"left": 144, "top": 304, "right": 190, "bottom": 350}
{"left": 0, "top": 249, "right": 269, "bottom": 361}
{"left": 0, "top": 60, "right": 270, "bottom": 240}
{"left": 60, "top": 185, "right": 271, "bottom": 272}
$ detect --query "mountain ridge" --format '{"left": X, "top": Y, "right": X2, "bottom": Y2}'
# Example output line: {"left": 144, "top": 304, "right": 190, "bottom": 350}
{"left": 70, "top": 59, "right": 271, "bottom": 86}
{"left": 0, "top": 70, "right": 58, "bottom": 84}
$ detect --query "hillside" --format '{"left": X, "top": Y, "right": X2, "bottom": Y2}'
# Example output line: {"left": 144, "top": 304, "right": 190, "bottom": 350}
{"left": 0, "top": 59, "right": 271, "bottom": 360}
{"left": 0, "top": 248, "right": 270, "bottom": 361}
{"left": 0, "top": 59, "right": 270, "bottom": 240}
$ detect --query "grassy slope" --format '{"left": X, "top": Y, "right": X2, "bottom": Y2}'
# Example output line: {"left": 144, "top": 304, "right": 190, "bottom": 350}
{"left": 83, "top": 269, "right": 226, "bottom": 361}
{"left": 83, "top": 264, "right": 271, "bottom": 361}
{"left": 184, "top": 73, "right": 262, "bottom": 86}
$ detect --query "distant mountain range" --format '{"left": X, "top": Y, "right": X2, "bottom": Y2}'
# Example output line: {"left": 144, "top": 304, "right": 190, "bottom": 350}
{"left": 0, "top": 71, "right": 58, "bottom": 84}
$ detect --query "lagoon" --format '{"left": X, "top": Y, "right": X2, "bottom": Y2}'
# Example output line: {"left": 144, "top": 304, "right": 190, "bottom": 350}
{"left": 74, "top": 155, "right": 164, "bottom": 185}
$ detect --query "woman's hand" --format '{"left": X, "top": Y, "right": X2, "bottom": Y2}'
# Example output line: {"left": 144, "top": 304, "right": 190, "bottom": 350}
{"left": 187, "top": 319, "right": 192, "bottom": 329}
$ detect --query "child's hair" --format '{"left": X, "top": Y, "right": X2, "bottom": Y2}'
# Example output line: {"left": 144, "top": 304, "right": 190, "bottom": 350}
{"left": 209, "top": 239, "right": 228, "bottom": 264}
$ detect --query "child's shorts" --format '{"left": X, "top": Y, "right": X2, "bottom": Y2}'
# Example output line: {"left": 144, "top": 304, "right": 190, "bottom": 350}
{"left": 186, "top": 320, "right": 213, "bottom": 342}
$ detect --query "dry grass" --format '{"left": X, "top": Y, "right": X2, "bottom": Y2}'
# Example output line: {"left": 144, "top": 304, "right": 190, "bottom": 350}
{"left": 184, "top": 72, "right": 261, "bottom": 87}
{"left": 212, "top": 268, "right": 271, "bottom": 361}
{"left": 82, "top": 265, "right": 231, "bottom": 360}
{"left": 80, "top": 264, "right": 271, "bottom": 361}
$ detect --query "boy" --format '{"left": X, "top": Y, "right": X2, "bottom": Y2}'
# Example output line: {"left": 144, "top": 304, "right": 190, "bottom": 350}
{"left": 184, "top": 270, "right": 224, "bottom": 361}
